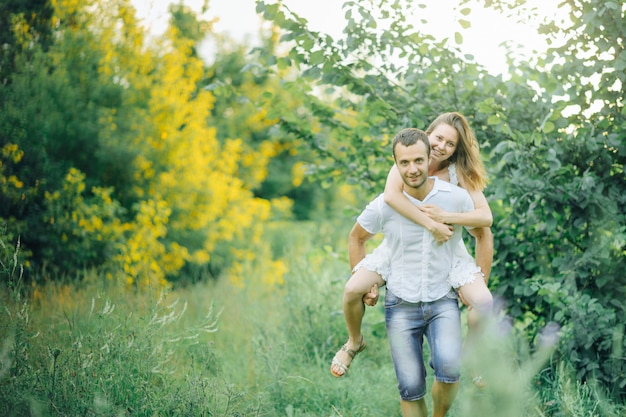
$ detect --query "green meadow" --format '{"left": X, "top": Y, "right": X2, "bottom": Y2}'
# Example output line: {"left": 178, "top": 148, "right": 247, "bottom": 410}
{"left": 1, "top": 223, "right": 623, "bottom": 417}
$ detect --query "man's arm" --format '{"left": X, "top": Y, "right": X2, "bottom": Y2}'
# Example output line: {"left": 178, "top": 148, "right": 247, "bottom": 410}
{"left": 348, "top": 222, "right": 374, "bottom": 270}
{"left": 349, "top": 221, "right": 380, "bottom": 306}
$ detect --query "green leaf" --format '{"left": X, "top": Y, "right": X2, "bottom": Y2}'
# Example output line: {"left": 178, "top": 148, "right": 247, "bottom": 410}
{"left": 264, "top": 2, "right": 279, "bottom": 17}
{"left": 459, "top": 19, "right": 471, "bottom": 29}
{"left": 542, "top": 121, "right": 555, "bottom": 133}
{"left": 487, "top": 114, "right": 500, "bottom": 125}
{"left": 277, "top": 56, "right": 292, "bottom": 70}
{"left": 303, "top": 66, "right": 321, "bottom": 80}
{"left": 454, "top": 31, "right": 463, "bottom": 44}
{"left": 615, "top": 50, "right": 626, "bottom": 71}
{"left": 309, "top": 50, "right": 325, "bottom": 66}
{"left": 547, "top": 158, "right": 561, "bottom": 171}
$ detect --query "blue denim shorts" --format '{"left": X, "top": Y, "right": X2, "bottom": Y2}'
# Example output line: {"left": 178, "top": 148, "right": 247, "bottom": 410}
{"left": 385, "top": 290, "right": 462, "bottom": 401}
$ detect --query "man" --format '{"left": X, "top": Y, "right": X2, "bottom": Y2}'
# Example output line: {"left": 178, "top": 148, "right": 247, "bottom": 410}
{"left": 349, "top": 128, "right": 475, "bottom": 417}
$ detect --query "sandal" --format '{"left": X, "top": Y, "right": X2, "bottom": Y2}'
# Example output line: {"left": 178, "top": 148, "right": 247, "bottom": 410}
{"left": 472, "top": 375, "right": 486, "bottom": 389}
{"left": 330, "top": 336, "right": 366, "bottom": 378}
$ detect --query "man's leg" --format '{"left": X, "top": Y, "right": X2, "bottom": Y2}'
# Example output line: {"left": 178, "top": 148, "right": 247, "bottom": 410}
{"left": 386, "top": 290, "right": 429, "bottom": 417}
{"left": 426, "top": 297, "right": 462, "bottom": 416}
{"left": 431, "top": 381, "right": 459, "bottom": 417}
{"left": 401, "top": 398, "right": 428, "bottom": 417}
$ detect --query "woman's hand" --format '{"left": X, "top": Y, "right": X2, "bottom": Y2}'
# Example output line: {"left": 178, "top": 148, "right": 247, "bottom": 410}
{"left": 363, "top": 283, "right": 379, "bottom": 306}
{"left": 428, "top": 221, "right": 454, "bottom": 243}
{"left": 419, "top": 204, "right": 449, "bottom": 224}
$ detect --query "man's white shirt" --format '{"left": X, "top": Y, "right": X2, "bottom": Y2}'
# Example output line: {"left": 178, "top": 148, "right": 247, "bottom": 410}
{"left": 357, "top": 177, "right": 475, "bottom": 303}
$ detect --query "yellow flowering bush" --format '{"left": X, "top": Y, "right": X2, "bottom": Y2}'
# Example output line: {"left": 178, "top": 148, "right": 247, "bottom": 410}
{"left": 42, "top": 168, "right": 125, "bottom": 271}
{"left": 2, "top": 0, "right": 302, "bottom": 290}
{"left": 112, "top": 199, "right": 189, "bottom": 290}
{"left": 0, "top": 143, "right": 27, "bottom": 200}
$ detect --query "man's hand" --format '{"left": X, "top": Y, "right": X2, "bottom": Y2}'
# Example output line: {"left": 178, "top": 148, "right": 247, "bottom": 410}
{"left": 363, "top": 283, "right": 379, "bottom": 306}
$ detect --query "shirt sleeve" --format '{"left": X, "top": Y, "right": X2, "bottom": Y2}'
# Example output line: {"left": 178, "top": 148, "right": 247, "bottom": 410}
{"left": 356, "top": 194, "right": 384, "bottom": 235}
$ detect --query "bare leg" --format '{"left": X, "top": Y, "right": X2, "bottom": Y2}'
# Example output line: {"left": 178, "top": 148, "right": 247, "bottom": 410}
{"left": 431, "top": 381, "right": 459, "bottom": 417}
{"left": 330, "top": 268, "right": 384, "bottom": 376}
{"left": 457, "top": 273, "right": 493, "bottom": 386}
{"left": 400, "top": 398, "right": 428, "bottom": 417}
{"left": 344, "top": 268, "right": 384, "bottom": 342}
{"left": 457, "top": 273, "right": 493, "bottom": 322}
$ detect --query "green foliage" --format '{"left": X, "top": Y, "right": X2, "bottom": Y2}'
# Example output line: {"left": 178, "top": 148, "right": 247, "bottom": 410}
{"left": 0, "top": 3, "right": 132, "bottom": 273}
{"left": 489, "top": 123, "right": 626, "bottom": 395}
{"left": 40, "top": 168, "right": 125, "bottom": 271}
{"left": 0, "top": 0, "right": 54, "bottom": 84}
{"left": 254, "top": 0, "right": 523, "bottom": 192}
{"left": 255, "top": 0, "right": 626, "bottom": 400}
{"left": 168, "top": 3, "right": 212, "bottom": 45}
{"left": 475, "top": 0, "right": 626, "bottom": 396}
{"left": 205, "top": 42, "right": 347, "bottom": 221}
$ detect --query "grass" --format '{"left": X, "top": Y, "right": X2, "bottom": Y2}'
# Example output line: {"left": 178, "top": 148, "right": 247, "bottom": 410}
{"left": 1, "top": 222, "right": 625, "bottom": 416}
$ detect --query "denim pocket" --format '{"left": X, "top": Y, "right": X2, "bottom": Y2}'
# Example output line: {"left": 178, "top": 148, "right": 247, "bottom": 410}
{"left": 384, "top": 288, "right": 403, "bottom": 308}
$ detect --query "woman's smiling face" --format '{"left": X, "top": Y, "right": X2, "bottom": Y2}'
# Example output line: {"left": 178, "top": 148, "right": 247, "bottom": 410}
{"left": 428, "top": 123, "right": 458, "bottom": 163}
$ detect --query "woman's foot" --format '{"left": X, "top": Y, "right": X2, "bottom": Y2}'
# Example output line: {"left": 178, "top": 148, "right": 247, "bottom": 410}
{"left": 330, "top": 336, "right": 366, "bottom": 377}
{"left": 472, "top": 375, "right": 486, "bottom": 389}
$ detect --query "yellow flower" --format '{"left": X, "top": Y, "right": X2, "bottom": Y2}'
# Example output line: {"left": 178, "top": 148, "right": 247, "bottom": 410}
{"left": 291, "top": 162, "right": 307, "bottom": 187}
{"left": 7, "top": 176, "right": 23, "bottom": 189}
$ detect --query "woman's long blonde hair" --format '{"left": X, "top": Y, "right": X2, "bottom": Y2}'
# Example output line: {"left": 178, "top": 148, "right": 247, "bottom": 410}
{"left": 425, "top": 112, "right": 487, "bottom": 191}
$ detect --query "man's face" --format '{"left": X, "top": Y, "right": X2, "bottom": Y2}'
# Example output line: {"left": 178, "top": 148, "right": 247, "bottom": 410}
{"left": 394, "top": 141, "right": 429, "bottom": 189}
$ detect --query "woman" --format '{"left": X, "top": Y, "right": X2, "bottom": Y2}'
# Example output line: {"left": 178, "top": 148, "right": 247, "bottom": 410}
{"left": 330, "top": 112, "right": 494, "bottom": 387}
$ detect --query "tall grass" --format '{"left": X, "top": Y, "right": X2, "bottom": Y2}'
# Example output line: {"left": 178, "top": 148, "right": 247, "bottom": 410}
{"left": 1, "top": 223, "right": 625, "bottom": 416}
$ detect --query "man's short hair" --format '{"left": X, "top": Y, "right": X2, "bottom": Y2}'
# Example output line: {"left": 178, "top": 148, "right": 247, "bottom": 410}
{"left": 392, "top": 128, "right": 430, "bottom": 159}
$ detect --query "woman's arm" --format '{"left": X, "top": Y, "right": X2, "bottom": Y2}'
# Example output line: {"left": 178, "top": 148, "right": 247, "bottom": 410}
{"left": 421, "top": 188, "right": 493, "bottom": 228}
{"left": 383, "top": 165, "right": 453, "bottom": 243}
{"left": 468, "top": 226, "right": 493, "bottom": 282}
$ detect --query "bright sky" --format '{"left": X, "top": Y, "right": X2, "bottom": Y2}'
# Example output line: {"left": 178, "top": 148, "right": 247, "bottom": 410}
{"left": 132, "top": 0, "right": 554, "bottom": 75}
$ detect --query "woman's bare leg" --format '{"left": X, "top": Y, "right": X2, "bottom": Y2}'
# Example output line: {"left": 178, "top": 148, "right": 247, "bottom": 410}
{"left": 330, "top": 268, "right": 385, "bottom": 376}
{"left": 457, "top": 273, "right": 493, "bottom": 386}
{"left": 458, "top": 274, "right": 493, "bottom": 324}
